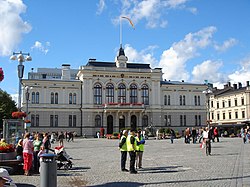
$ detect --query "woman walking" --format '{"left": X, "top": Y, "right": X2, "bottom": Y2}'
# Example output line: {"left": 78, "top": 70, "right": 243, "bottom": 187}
{"left": 23, "top": 132, "right": 34, "bottom": 176}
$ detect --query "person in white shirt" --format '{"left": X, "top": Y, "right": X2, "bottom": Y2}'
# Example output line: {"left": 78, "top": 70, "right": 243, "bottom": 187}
{"left": 202, "top": 127, "right": 211, "bottom": 156}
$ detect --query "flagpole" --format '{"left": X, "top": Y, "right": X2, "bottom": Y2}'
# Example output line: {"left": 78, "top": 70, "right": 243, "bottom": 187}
{"left": 120, "top": 16, "right": 122, "bottom": 48}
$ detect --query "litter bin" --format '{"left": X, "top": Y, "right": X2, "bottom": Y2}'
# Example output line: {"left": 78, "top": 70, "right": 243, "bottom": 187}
{"left": 40, "top": 153, "right": 57, "bottom": 187}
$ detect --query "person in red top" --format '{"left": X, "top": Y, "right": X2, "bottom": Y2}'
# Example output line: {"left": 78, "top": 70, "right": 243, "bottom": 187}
{"left": 213, "top": 127, "right": 219, "bottom": 142}
{"left": 23, "top": 132, "right": 34, "bottom": 176}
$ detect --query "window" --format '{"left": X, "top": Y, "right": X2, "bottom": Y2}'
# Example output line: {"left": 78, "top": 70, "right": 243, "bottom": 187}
{"left": 168, "top": 95, "right": 170, "bottom": 105}
{"left": 235, "top": 112, "right": 238, "bottom": 119}
{"left": 198, "top": 115, "right": 201, "bottom": 126}
{"left": 234, "top": 99, "right": 237, "bottom": 106}
{"left": 164, "top": 95, "right": 167, "bottom": 105}
{"left": 195, "top": 115, "right": 198, "bottom": 126}
{"left": 217, "top": 113, "right": 220, "bottom": 120}
{"left": 241, "top": 98, "right": 244, "bottom": 105}
{"left": 95, "top": 115, "right": 101, "bottom": 127}
{"left": 211, "top": 101, "right": 214, "bottom": 108}
{"left": 142, "top": 115, "right": 148, "bottom": 127}
{"left": 217, "top": 102, "right": 219, "bottom": 109}
{"left": 198, "top": 96, "right": 200, "bottom": 106}
{"left": 35, "top": 92, "right": 39, "bottom": 104}
{"left": 164, "top": 115, "right": 171, "bottom": 126}
{"left": 51, "top": 93, "right": 54, "bottom": 104}
{"left": 118, "top": 83, "right": 126, "bottom": 103}
{"left": 55, "top": 93, "right": 58, "bottom": 104}
{"left": 55, "top": 115, "right": 58, "bottom": 127}
{"left": 212, "top": 113, "right": 214, "bottom": 119}
{"left": 130, "top": 84, "right": 137, "bottom": 104}
{"left": 73, "top": 93, "right": 76, "bottom": 104}
{"left": 106, "top": 83, "right": 114, "bottom": 103}
{"left": 35, "top": 114, "right": 39, "bottom": 127}
{"left": 228, "top": 99, "right": 231, "bottom": 107}
{"left": 141, "top": 84, "right": 149, "bottom": 105}
{"left": 180, "top": 115, "right": 183, "bottom": 126}
{"left": 223, "top": 113, "right": 225, "bottom": 119}
{"left": 222, "top": 101, "right": 225, "bottom": 108}
{"left": 69, "top": 93, "right": 73, "bottom": 104}
{"left": 69, "top": 115, "right": 72, "bottom": 127}
{"left": 31, "top": 114, "right": 35, "bottom": 127}
{"left": 194, "top": 96, "right": 197, "bottom": 106}
{"left": 180, "top": 96, "right": 182, "bottom": 105}
{"left": 32, "top": 92, "right": 35, "bottom": 104}
{"left": 184, "top": 115, "right": 186, "bottom": 126}
{"left": 73, "top": 115, "right": 76, "bottom": 127}
{"left": 94, "top": 83, "right": 102, "bottom": 104}
{"left": 50, "top": 115, "right": 54, "bottom": 127}
{"left": 242, "top": 111, "right": 245, "bottom": 118}
{"left": 229, "top": 112, "right": 231, "bottom": 119}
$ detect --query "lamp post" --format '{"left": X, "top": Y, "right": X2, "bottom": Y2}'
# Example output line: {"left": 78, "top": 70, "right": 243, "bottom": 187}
{"left": 10, "top": 51, "right": 32, "bottom": 111}
{"left": 25, "top": 86, "right": 33, "bottom": 120}
{"left": 203, "top": 85, "right": 213, "bottom": 128}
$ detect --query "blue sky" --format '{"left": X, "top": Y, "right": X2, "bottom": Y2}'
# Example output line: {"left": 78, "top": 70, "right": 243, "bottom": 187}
{"left": 1, "top": 0, "right": 250, "bottom": 98}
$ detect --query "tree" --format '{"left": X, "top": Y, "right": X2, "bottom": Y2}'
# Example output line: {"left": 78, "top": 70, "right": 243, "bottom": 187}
{"left": 0, "top": 89, "right": 17, "bottom": 130}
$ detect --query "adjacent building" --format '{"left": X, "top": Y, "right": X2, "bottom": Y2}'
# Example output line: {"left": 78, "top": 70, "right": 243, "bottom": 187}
{"left": 22, "top": 47, "right": 208, "bottom": 136}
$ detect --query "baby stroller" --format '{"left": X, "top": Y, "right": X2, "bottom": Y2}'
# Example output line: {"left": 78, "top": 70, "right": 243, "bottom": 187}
{"left": 54, "top": 146, "right": 73, "bottom": 170}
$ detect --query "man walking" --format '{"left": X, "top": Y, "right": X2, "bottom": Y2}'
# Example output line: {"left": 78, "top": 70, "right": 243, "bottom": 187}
{"left": 119, "top": 130, "right": 129, "bottom": 172}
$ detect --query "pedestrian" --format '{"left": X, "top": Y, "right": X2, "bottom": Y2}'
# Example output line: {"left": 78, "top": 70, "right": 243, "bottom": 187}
{"left": 191, "top": 127, "right": 197, "bottom": 144}
{"left": 170, "top": 129, "right": 175, "bottom": 144}
{"left": 16, "top": 139, "right": 23, "bottom": 161}
{"left": 119, "top": 130, "right": 128, "bottom": 172}
{"left": 58, "top": 132, "right": 64, "bottom": 146}
{"left": 42, "top": 133, "right": 51, "bottom": 153}
{"left": 184, "top": 128, "right": 190, "bottom": 144}
{"left": 203, "top": 127, "right": 211, "bottom": 156}
{"left": 213, "top": 127, "right": 219, "bottom": 142}
{"left": 126, "top": 130, "right": 137, "bottom": 174}
{"left": 135, "top": 130, "right": 145, "bottom": 169}
{"left": 33, "top": 134, "right": 42, "bottom": 173}
{"left": 23, "top": 132, "right": 34, "bottom": 176}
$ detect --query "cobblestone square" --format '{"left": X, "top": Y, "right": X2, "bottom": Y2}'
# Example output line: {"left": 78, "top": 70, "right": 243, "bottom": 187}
{"left": 10, "top": 137, "right": 250, "bottom": 187}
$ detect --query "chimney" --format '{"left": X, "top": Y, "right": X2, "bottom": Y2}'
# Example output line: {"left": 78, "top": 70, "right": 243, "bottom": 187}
{"left": 181, "top": 80, "right": 184, "bottom": 82}
{"left": 61, "top": 64, "right": 71, "bottom": 80}
{"left": 247, "top": 81, "right": 250, "bottom": 87}
{"left": 238, "top": 82, "right": 242, "bottom": 89}
{"left": 233, "top": 84, "right": 237, "bottom": 89}
{"left": 224, "top": 84, "right": 228, "bottom": 89}
{"left": 228, "top": 82, "right": 231, "bottom": 87}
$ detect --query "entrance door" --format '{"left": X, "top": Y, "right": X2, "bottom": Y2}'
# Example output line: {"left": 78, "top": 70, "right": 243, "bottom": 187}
{"left": 107, "top": 115, "right": 113, "bottom": 134}
{"left": 131, "top": 115, "right": 137, "bottom": 131}
{"left": 119, "top": 115, "right": 125, "bottom": 131}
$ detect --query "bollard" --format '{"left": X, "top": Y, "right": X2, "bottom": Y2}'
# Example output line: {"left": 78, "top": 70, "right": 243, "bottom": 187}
{"left": 40, "top": 153, "right": 57, "bottom": 187}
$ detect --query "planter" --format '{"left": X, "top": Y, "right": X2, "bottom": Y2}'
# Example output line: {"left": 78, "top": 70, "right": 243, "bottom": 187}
{"left": 0, "top": 152, "right": 16, "bottom": 160}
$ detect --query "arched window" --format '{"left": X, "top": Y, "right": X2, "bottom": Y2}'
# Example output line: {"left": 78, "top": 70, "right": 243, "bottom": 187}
{"left": 130, "top": 84, "right": 137, "bottom": 104}
{"left": 95, "top": 115, "right": 101, "bottom": 127}
{"left": 183, "top": 95, "right": 186, "bottom": 105}
{"left": 106, "top": 83, "right": 114, "bottom": 103}
{"left": 31, "top": 92, "right": 35, "bottom": 104}
{"left": 141, "top": 84, "right": 149, "bottom": 105}
{"left": 94, "top": 83, "right": 102, "bottom": 104}
{"left": 73, "top": 93, "right": 77, "bottom": 104}
{"left": 69, "top": 93, "right": 73, "bottom": 104}
{"left": 168, "top": 95, "right": 170, "bottom": 105}
{"left": 194, "top": 96, "right": 197, "bottom": 105}
{"left": 51, "top": 92, "right": 54, "bottom": 104}
{"left": 55, "top": 93, "right": 58, "bottom": 104}
{"left": 198, "top": 96, "right": 200, "bottom": 106}
{"left": 31, "top": 114, "right": 35, "bottom": 127}
{"left": 118, "top": 83, "right": 126, "bottom": 103}
{"left": 35, "top": 92, "right": 39, "bottom": 104}
{"left": 142, "top": 115, "right": 148, "bottom": 127}
{"left": 36, "top": 114, "right": 39, "bottom": 127}
{"left": 164, "top": 95, "right": 167, "bottom": 105}
{"left": 180, "top": 95, "right": 182, "bottom": 105}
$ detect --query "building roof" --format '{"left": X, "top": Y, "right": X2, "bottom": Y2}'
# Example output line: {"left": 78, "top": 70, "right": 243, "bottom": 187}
{"left": 160, "top": 80, "right": 205, "bottom": 86}
{"left": 86, "top": 61, "right": 151, "bottom": 69}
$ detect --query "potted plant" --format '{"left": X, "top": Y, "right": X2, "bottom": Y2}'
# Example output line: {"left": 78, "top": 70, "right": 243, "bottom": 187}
{"left": 12, "top": 111, "right": 27, "bottom": 119}
{"left": 0, "top": 141, "right": 16, "bottom": 160}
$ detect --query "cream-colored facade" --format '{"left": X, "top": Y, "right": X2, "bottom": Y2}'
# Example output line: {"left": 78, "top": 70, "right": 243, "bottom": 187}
{"left": 22, "top": 47, "right": 207, "bottom": 136}
{"left": 209, "top": 82, "right": 250, "bottom": 132}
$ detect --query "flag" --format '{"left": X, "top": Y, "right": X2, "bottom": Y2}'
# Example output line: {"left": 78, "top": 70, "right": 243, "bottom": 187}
{"left": 121, "top": 16, "right": 135, "bottom": 29}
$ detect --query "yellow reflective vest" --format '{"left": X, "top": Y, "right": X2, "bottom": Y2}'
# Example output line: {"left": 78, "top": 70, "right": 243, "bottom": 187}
{"left": 126, "top": 134, "right": 136, "bottom": 151}
{"left": 135, "top": 136, "right": 144, "bottom": 151}
{"left": 120, "top": 135, "right": 127, "bottom": 151}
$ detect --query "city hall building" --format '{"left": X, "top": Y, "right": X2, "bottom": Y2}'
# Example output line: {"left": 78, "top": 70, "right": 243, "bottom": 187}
{"left": 22, "top": 47, "right": 207, "bottom": 137}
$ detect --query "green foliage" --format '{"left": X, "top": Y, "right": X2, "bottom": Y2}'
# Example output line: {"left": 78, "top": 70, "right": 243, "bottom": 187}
{"left": 0, "top": 89, "right": 17, "bottom": 129}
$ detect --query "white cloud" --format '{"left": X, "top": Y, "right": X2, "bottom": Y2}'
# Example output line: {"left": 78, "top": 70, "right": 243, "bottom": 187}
{"left": 164, "top": 0, "right": 188, "bottom": 9}
{"left": 96, "top": 0, "right": 106, "bottom": 15}
{"left": 214, "top": 38, "right": 238, "bottom": 52}
{"left": 228, "top": 57, "right": 250, "bottom": 86}
{"left": 123, "top": 44, "right": 158, "bottom": 66}
{"left": 0, "top": 0, "right": 32, "bottom": 56}
{"left": 159, "top": 26, "right": 217, "bottom": 81}
{"left": 31, "top": 41, "right": 50, "bottom": 54}
{"left": 191, "top": 60, "right": 225, "bottom": 84}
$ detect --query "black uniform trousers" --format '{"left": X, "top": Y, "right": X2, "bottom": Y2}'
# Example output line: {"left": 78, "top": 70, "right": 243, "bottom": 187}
{"left": 121, "top": 151, "right": 127, "bottom": 170}
{"left": 129, "top": 151, "right": 136, "bottom": 172}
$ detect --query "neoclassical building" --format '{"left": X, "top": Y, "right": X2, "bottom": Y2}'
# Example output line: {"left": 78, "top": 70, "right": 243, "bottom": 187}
{"left": 22, "top": 47, "right": 207, "bottom": 136}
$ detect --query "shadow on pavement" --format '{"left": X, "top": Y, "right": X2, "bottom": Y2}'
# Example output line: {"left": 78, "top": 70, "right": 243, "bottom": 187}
{"left": 139, "top": 166, "right": 184, "bottom": 174}
{"left": 92, "top": 181, "right": 144, "bottom": 187}
{"left": 16, "top": 184, "right": 36, "bottom": 187}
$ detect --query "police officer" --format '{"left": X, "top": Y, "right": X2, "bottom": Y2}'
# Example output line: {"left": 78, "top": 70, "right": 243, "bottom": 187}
{"left": 135, "top": 130, "right": 145, "bottom": 169}
{"left": 119, "top": 130, "right": 129, "bottom": 172}
{"left": 126, "top": 130, "right": 137, "bottom": 174}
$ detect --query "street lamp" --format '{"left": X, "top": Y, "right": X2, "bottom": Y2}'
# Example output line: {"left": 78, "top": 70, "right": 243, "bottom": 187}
{"left": 203, "top": 85, "right": 213, "bottom": 128}
{"left": 10, "top": 51, "right": 32, "bottom": 111}
{"left": 25, "top": 86, "right": 33, "bottom": 121}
